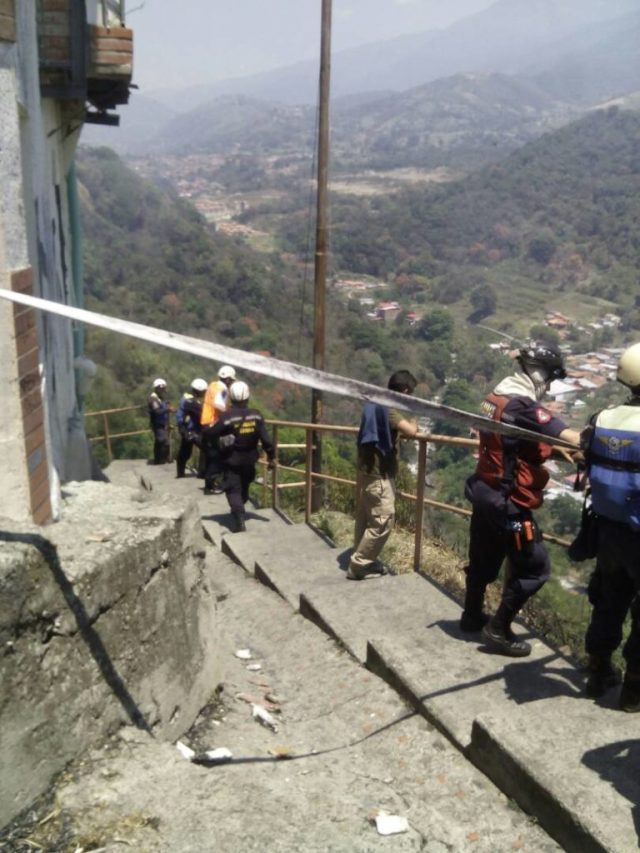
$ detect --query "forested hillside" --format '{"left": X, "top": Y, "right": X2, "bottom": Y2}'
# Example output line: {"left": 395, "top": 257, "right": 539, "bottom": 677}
{"left": 77, "top": 147, "right": 315, "bottom": 421}
{"left": 267, "top": 107, "right": 640, "bottom": 337}
{"left": 79, "top": 147, "right": 287, "bottom": 336}
{"left": 104, "top": 73, "right": 576, "bottom": 177}
{"left": 331, "top": 73, "right": 575, "bottom": 172}
{"left": 77, "top": 146, "right": 512, "bottom": 429}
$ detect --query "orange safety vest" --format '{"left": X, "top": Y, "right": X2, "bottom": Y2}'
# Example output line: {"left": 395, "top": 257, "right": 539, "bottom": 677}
{"left": 475, "top": 393, "right": 552, "bottom": 509}
{"left": 200, "top": 380, "right": 228, "bottom": 427}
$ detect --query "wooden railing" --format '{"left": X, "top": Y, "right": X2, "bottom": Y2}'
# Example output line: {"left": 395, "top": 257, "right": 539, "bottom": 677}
{"left": 262, "top": 420, "right": 571, "bottom": 570}
{"left": 86, "top": 406, "right": 572, "bottom": 571}
{"left": 85, "top": 404, "right": 174, "bottom": 462}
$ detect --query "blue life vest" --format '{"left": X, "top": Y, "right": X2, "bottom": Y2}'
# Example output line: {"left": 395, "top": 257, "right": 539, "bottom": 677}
{"left": 589, "top": 405, "right": 640, "bottom": 530}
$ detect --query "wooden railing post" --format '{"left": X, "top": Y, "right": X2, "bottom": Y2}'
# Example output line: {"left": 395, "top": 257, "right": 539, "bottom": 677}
{"left": 413, "top": 438, "right": 427, "bottom": 572}
{"left": 103, "top": 412, "right": 113, "bottom": 463}
{"left": 271, "top": 426, "right": 279, "bottom": 510}
{"left": 305, "top": 428, "right": 314, "bottom": 524}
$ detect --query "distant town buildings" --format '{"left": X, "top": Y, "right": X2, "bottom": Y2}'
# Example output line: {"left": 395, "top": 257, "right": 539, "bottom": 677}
{"left": 376, "top": 302, "right": 401, "bottom": 323}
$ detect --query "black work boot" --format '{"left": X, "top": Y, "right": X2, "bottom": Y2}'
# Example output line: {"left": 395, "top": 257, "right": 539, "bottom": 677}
{"left": 482, "top": 619, "right": 531, "bottom": 658}
{"left": 460, "top": 579, "right": 489, "bottom": 633}
{"left": 231, "top": 511, "right": 246, "bottom": 533}
{"left": 619, "top": 670, "right": 640, "bottom": 713}
{"left": 460, "top": 610, "right": 490, "bottom": 633}
{"left": 585, "top": 655, "right": 621, "bottom": 699}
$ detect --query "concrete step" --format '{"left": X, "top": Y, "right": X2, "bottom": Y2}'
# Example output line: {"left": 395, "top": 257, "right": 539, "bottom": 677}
{"left": 103, "top": 461, "right": 640, "bottom": 852}
{"left": 207, "top": 506, "right": 640, "bottom": 853}
{"left": 222, "top": 522, "right": 341, "bottom": 608}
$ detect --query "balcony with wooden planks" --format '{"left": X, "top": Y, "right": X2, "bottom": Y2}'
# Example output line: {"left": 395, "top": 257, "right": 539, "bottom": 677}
{"left": 86, "top": 22, "right": 133, "bottom": 111}
{"left": 0, "top": 0, "right": 16, "bottom": 42}
{"left": 37, "top": 0, "right": 133, "bottom": 118}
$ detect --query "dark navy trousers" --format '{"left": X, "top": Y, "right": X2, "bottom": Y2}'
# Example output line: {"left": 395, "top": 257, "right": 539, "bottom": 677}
{"left": 223, "top": 463, "right": 256, "bottom": 513}
{"left": 466, "top": 478, "right": 551, "bottom": 622}
{"left": 585, "top": 517, "right": 640, "bottom": 668}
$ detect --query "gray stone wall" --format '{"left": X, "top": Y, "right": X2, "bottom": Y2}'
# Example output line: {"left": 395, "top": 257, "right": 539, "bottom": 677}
{"left": 0, "top": 481, "right": 223, "bottom": 827}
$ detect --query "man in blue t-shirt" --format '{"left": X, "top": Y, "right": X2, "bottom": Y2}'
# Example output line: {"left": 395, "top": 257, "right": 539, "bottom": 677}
{"left": 348, "top": 370, "right": 418, "bottom": 581}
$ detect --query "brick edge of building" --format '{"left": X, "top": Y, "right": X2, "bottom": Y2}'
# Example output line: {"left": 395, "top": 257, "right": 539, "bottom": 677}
{"left": 11, "top": 267, "right": 52, "bottom": 525}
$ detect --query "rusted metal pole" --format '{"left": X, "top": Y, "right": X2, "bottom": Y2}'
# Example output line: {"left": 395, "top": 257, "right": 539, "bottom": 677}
{"left": 311, "top": 0, "right": 332, "bottom": 512}
{"left": 103, "top": 412, "right": 112, "bottom": 462}
{"left": 271, "top": 426, "right": 279, "bottom": 510}
{"left": 305, "top": 428, "right": 314, "bottom": 523}
{"left": 413, "top": 439, "right": 428, "bottom": 571}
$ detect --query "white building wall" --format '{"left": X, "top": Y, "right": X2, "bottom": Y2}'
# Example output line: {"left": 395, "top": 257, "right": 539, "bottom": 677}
{"left": 0, "top": 221, "right": 32, "bottom": 523}
{"left": 0, "top": 32, "right": 35, "bottom": 523}
{"left": 0, "top": 3, "right": 90, "bottom": 523}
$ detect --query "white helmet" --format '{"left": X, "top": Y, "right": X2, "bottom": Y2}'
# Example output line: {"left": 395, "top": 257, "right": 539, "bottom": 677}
{"left": 617, "top": 343, "right": 640, "bottom": 391}
{"left": 229, "top": 380, "right": 250, "bottom": 403}
{"left": 218, "top": 365, "right": 236, "bottom": 380}
{"left": 191, "top": 377, "right": 208, "bottom": 393}
{"left": 153, "top": 378, "right": 167, "bottom": 389}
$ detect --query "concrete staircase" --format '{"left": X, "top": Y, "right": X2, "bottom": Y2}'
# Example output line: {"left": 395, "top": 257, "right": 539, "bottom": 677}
{"left": 58, "top": 462, "right": 640, "bottom": 850}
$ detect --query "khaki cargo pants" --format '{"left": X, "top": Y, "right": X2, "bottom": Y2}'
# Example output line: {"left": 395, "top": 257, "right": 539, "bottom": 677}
{"left": 349, "top": 473, "right": 396, "bottom": 572}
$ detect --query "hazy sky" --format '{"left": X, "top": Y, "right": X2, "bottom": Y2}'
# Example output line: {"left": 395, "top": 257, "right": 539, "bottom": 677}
{"left": 129, "top": 0, "right": 497, "bottom": 93}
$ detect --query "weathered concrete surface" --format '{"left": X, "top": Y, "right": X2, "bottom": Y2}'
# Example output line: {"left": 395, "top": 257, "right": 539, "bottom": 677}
{"left": 0, "top": 479, "right": 222, "bottom": 827}
{"left": 4, "top": 518, "right": 560, "bottom": 852}
{"left": 469, "top": 709, "right": 640, "bottom": 853}
{"left": 300, "top": 574, "right": 575, "bottom": 745}
{"left": 136, "top": 460, "right": 640, "bottom": 853}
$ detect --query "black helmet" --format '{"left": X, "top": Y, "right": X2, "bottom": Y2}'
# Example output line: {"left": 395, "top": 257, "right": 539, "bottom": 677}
{"left": 517, "top": 341, "right": 567, "bottom": 382}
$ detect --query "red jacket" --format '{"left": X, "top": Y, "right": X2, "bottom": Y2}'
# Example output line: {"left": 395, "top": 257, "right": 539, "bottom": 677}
{"left": 475, "top": 393, "right": 553, "bottom": 509}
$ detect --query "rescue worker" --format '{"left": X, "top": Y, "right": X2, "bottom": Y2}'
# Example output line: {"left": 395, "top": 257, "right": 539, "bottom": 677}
{"left": 200, "top": 365, "right": 236, "bottom": 494}
{"left": 348, "top": 370, "right": 418, "bottom": 580}
{"left": 461, "top": 343, "right": 580, "bottom": 656}
{"left": 583, "top": 343, "right": 640, "bottom": 712}
{"left": 148, "top": 378, "right": 174, "bottom": 465}
{"left": 209, "top": 380, "right": 274, "bottom": 532}
{"left": 175, "top": 377, "right": 207, "bottom": 478}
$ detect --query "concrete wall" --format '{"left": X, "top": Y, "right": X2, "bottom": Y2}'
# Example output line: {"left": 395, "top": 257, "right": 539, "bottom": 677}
{"left": 0, "top": 483, "right": 223, "bottom": 827}
{"left": 0, "top": 222, "right": 32, "bottom": 523}
{"left": 0, "top": 25, "right": 50, "bottom": 522}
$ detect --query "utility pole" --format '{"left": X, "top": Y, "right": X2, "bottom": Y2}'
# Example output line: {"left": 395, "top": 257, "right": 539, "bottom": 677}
{"left": 311, "top": 0, "right": 332, "bottom": 512}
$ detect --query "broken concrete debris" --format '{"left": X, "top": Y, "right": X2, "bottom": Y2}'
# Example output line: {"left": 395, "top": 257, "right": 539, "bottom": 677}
{"left": 175, "top": 741, "right": 233, "bottom": 766}
{"left": 252, "top": 704, "right": 279, "bottom": 732}
{"left": 374, "top": 812, "right": 410, "bottom": 836}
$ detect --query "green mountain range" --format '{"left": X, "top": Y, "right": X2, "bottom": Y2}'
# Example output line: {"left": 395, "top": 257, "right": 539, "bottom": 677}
{"left": 84, "top": 0, "right": 640, "bottom": 165}
{"left": 264, "top": 105, "right": 640, "bottom": 336}
{"left": 124, "top": 72, "right": 576, "bottom": 173}
{"left": 78, "top": 102, "right": 640, "bottom": 429}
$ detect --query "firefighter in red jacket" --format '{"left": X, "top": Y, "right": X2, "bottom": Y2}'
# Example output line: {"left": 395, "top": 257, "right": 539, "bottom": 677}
{"left": 461, "top": 343, "right": 580, "bottom": 656}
